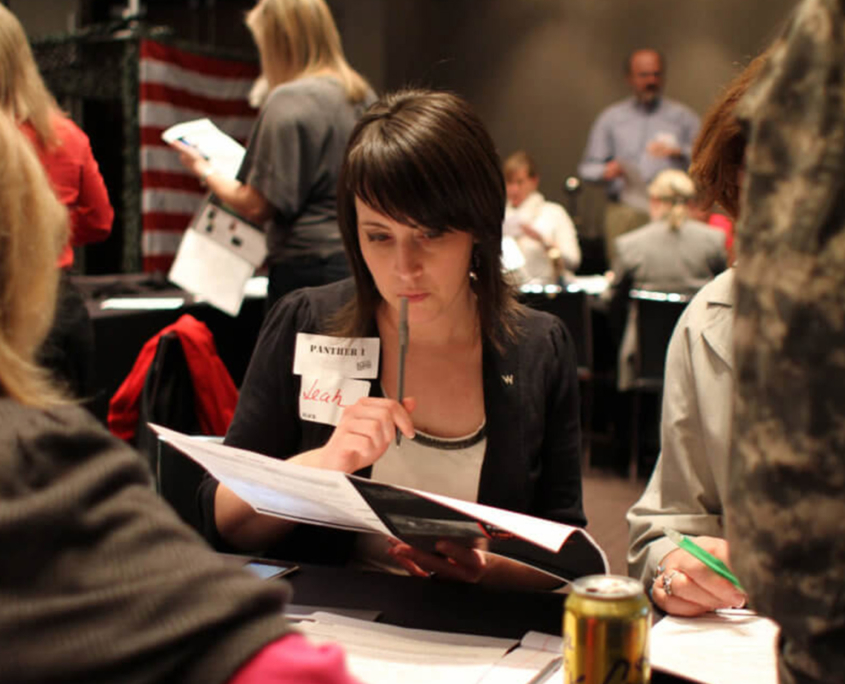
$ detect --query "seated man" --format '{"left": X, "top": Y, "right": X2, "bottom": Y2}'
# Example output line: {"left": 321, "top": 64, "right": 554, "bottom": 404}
{"left": 503, "top": 150, "right": 581, "bottom": 285}
{"left": 579, "top": 49, "right": 700, "bottom": 264}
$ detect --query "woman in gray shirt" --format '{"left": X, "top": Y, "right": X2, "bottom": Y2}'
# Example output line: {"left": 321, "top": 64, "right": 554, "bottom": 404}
{"left": 177, "top": 0, "right": 375, "bottom": 307}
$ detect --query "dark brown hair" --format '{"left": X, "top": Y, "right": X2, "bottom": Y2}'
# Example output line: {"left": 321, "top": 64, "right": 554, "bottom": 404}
{"left": 335, "top": 89, "right": 521, "bottom": 349}
{"left": 689, "top": 50, "right": 770, "bottom": 219}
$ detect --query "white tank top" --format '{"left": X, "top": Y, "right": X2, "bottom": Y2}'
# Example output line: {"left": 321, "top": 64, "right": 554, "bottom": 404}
{"left": 351, "top": 421, "right": 487, "bottom": 574}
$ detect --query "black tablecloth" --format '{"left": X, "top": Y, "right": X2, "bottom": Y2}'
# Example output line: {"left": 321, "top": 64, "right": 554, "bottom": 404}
{"left": 75, "top": 274, "right": 266, "bottom": 424}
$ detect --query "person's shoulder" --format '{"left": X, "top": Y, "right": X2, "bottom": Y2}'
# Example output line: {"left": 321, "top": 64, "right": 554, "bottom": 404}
{"left": 263, "top": 278, "right": 356, "bottom": 333}
{"left": 660, "top": 97, "right": 700, "bottom": 122}
{"left": 684, "top": 219, "right": 726, "bottom": 245}
{"left": 617, "top": 220, "right": 659, "bottom": 249}
{"left": 0, "top": 398, "right": 147, "bottom": 484}
{"left": 512, "top": 303, "right": 570, "bottom": 350}
{"left": 594, "top": 98, "right": 634, "bottom": 124}
{"left": 679, "top": 268, "right": 735, "bottom": 334}
{"left": 539, "top": 199, "right": 570, "bottom": 219}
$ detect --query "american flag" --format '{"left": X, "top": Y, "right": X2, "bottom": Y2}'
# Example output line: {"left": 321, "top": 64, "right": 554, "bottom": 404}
{"left": 139, "top": 39, "right": 259, "bottom": 272}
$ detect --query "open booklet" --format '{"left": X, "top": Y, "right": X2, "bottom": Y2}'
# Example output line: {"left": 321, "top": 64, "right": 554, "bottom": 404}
{"left": 151, "top": 425, "right": 608, "bottom": 582}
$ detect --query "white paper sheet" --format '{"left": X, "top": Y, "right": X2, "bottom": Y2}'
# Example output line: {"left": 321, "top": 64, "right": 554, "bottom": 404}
{"left": 100, "top": 297, "right": 186, "bottom": 311}
{"left": 168, "top": 229, "right": 254, "bottom": 316}
{"left": 415, "top": 490, "right": 590, "bottom": 555}
{"left": 161, "top": 118, "right": 246, "bottom": 180}
{"left": 151, "top": 425, "right": 392, "bottom": 535}
{"left": 618, "top": 159, "right": 650, "bottom": 212}
{"left": 296, "top": 612, "right": 559, "bottom": 684}
{"left": 650, "top": 612, "right": 779, "bottom": 684}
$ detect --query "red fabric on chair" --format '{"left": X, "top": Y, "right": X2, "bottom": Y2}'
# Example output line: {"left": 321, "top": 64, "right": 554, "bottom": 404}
{"left": 108, "top": 314, "right": 238, "bottom": 441}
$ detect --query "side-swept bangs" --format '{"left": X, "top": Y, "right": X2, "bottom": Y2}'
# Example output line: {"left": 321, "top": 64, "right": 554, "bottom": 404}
{"left": 335, "top": 89, "right": 521, "bottom": 348}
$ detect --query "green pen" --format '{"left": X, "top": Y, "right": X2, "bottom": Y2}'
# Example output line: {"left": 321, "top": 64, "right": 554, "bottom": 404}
{"left": 664, "top": 528, "right": 745, "bottom": 592}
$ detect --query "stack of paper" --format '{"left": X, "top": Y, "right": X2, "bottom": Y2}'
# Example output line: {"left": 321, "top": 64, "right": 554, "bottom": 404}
{"left": 295, "top": 612, "right": 561, "bottom": 684}
{"left": 651, "top": 611, "right": 779, "bottom": 684}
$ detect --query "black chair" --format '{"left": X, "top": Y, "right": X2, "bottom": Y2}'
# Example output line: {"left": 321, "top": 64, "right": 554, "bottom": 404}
{"left": 519, "top": 286, "right": 595, "bottom": 468}
{"left": 627, "top": 290, "right": 691, "bottom": 479}
{"left": 562, "top": 176, "right": 609, "bottom": 275}
{"left": 135, "top": 331, "right": 208, "bottom": 533}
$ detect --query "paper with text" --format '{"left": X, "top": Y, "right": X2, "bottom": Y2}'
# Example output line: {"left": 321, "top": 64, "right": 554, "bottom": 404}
{"left": 150, "top": 425, "right": 608, "bottom": 580}
{"left": 169, "top": 228, "right": 255, "bottom": 316}
{"left": 297, "top": 612, "right": 558, "bottom": 684}
{"left": 293, "top": 333, "right": 380, "bottom": 379}
{"left": 651, "top": 612, "right": 779, "bottom": 684}
{"left": 151, "top": 425, "right": 391, "bottom": 535}
{"left": 162, "top": 118, "right": 245, "bottom": 179}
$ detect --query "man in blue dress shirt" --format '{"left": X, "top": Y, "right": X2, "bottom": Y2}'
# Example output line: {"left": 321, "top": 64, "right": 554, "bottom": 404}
{"left": 579, "top": 49, "right": 700, "bottom": 263}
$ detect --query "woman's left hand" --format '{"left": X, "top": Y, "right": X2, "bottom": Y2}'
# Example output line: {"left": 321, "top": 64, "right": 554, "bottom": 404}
{"left": 387, "top": 539, "right": 488, "bottom": 583}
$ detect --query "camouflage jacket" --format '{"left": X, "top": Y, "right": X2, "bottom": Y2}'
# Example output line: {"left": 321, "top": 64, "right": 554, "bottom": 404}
{"left": 729, "top": 1, "right": 845, "bottom": 682}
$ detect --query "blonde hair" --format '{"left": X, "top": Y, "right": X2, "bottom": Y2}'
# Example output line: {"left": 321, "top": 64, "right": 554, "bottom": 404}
{"left": 0, "top": 5, "right": 58, "bottom": 146}
{"left": 648, "top": 169, "right": 696, "bottom": 230}
{"left": 246, "top": 0, "right": 370, "bottom": 103}
{"left": 0, "top": 113, "right": 69, "bottom": 407}
{"left": 503, "top": 150, "right": 537, "bottom": 181}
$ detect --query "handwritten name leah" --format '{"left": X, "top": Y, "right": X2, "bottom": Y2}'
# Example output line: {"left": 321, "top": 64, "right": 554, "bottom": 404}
{"left": 301, "top": 379, "right": 352, "bottom": 408}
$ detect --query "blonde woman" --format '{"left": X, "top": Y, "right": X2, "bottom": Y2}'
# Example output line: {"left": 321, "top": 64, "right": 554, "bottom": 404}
{"left": 176, "top": 0, "right": 376, "bottom": 307}
{"left": 0, "top": 5, "right": 113, "bottom": 269}
{"left": 0, "top": 5, "right": 113, "bottom": 397}
{"left": 608, "top": 168, "right": 727, "bottom": 390}
{"left": 610, "top": 169, "right": 727, "bottom": 295}
{"left": 0, "top": 112, "right": 360, "bottom": 684}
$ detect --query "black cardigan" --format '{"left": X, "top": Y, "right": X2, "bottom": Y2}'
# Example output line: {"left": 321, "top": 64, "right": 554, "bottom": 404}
{"left": 199, "top": 279, "right": 585, "bottom": 562}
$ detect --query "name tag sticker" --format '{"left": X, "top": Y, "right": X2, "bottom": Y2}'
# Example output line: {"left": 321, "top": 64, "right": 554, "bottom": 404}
{"left": 293, "top": 333, "right": 380, "bottom": 379}
{"left": 299, "top": 375, "right": 371, "bottom": 426}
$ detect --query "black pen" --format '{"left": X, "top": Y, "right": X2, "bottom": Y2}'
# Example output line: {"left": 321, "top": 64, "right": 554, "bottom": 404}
{"left": 396, "top": 297, "right": 409, "bottom": 447}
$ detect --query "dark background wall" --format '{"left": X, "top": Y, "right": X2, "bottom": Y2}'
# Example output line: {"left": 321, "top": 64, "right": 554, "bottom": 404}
{"left": 11, "top": 0, "right": 797, "bottom": 234}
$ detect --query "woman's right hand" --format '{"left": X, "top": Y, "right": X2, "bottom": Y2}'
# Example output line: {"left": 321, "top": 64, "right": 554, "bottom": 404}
{"left": 299, "top": 397, "right": 416, "bottom": 473}
{"left": 651, "top": 536, "right": 746, "bottom": 616}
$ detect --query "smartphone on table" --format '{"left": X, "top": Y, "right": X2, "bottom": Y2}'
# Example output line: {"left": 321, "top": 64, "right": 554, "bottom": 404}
{"left": 243, "top": 559, "right": 299, "bottom": 581}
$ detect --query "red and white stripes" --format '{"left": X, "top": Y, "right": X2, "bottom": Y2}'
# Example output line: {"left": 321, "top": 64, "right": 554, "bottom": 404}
{"left": 139, "top": 39, "right": 259, "bottom": 272}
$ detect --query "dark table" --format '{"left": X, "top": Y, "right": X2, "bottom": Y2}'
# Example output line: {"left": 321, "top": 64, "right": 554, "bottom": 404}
{"left": 75, "top": 274, "right": 266, "bottom": 424}
{"left": 281, "top": 561, "right": 687, "bottom": 682}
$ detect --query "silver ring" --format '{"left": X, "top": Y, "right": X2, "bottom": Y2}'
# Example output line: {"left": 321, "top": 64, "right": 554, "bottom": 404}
{"left": 663, "top": 570, "right": 679, "bottom": 597}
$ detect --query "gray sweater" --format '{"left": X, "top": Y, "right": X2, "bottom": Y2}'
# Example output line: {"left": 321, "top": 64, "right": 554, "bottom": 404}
{"left": 0, "top": 398, "right": 293, "bottom": 684}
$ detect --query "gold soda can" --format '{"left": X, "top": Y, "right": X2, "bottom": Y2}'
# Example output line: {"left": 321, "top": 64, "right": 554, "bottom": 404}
{"left": 563, "top": 574, "right": 651, "bottom": 684}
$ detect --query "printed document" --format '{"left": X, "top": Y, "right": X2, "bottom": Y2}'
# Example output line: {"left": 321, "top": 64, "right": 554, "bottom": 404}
{"left": 151, "top": 425, "right": 608, "bottom": 581}
{"left": 162, "top": 118, "right": 245, "bottom": 180}
{"left": 651, "top": 611, "right": 779, "bottom": 684}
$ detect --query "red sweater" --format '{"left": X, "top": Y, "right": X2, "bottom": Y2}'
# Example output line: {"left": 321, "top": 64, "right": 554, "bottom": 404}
{"left": 21, "top": 115, "right": 114, "bottom": 268}
{"left": 108, "top": 314, "right": 238, "bottom": 441}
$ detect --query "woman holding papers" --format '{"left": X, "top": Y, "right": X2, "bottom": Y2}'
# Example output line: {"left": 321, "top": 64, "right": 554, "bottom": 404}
{"left": 202, "top": 89, "right": 586, "bottom": 588}
{"left": 0, "top": 113, "right": 360, "bottom": 684}
{"left": 626, "top": 52, "right": 769, "bottom": 616}
{"left": 175, "top": 0, "right": 375, "bottom": 308}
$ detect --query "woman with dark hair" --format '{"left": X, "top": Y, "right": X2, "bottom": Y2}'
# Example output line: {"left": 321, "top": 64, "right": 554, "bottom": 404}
{"left": 200, "top": 89, "right": 585, "bottom": 588}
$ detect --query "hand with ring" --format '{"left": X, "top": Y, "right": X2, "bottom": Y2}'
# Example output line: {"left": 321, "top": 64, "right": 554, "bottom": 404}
{"left": 650, "top": 535, "right": 747, "bottom": 616}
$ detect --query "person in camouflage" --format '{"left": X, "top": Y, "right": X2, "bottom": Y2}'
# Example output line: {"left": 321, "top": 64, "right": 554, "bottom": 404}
{"left": 728, "top": 1, "right": 845, "bottom": 682}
